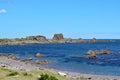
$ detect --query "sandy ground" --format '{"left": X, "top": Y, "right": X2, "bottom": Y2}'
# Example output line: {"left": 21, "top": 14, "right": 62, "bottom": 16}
{"left": 0, "top": 57, "right": 120, "bottom": 80}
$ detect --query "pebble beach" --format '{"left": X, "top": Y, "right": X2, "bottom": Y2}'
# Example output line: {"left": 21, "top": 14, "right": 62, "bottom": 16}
{"left": 0, "top": 56, "right": 120, "bottom": 80}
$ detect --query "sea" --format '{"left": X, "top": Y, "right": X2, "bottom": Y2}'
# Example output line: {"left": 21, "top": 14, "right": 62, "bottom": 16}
{"left": 0, "top": 40, "right": 120, "bottom": 76}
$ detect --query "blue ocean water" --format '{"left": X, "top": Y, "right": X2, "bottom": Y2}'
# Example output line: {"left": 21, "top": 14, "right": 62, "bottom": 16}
{"left": 0, "top": 40, "right": 120, "bottom": 76}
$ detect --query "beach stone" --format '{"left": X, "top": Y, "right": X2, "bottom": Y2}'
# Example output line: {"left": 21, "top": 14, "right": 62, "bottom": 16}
{"left": 35, "top": 53, "right": 44, "bottom": 58}
{"left": 8, "top": 54, "right": 20, "bottom": 60}
{"left": 21, "top": 57, "right": 32, "bottom": 62}
{"left": 43, "top": 60, "right": 49, "bottom": 64}
{"left": 0, "top": 53, "right": 7, "bottom": 58}
{"left": 35, "top": 60, "right": 41, "bottom": 64}
{"left": 35, "top": 60, "right": 49, "bottom": 64}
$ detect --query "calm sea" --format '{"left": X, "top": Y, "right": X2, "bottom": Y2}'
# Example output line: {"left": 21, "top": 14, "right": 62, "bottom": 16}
{"left": 0, "top": 40, "right": 120, "bottom": 76}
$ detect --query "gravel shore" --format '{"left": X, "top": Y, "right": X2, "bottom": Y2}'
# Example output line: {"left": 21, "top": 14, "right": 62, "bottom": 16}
{"left": 0, "top": 57, "right": 120, "bottom": 80}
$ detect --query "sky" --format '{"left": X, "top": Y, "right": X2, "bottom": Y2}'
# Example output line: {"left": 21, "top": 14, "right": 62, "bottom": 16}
{"left": 0, "top": 0, "right": 120, "bottom": 39}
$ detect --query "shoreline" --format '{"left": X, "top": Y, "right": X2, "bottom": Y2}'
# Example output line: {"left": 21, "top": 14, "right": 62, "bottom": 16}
{"left": 0, "top": 57, "right": 120, "bottom": 80}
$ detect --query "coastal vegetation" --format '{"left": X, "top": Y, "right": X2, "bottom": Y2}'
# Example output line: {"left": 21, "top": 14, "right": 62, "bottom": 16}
{"left": 0, "top": 67, "right": 87, "bottom": 80}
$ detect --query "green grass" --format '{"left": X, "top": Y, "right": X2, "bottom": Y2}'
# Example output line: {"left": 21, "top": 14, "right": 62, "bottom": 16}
{"left": 0, "top": 67, "right": 87, "bottom": 80}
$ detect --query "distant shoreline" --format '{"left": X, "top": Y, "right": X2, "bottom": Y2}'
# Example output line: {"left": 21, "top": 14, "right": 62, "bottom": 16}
{"left": 0, "top": 33, "right": 116, "bottom": 45}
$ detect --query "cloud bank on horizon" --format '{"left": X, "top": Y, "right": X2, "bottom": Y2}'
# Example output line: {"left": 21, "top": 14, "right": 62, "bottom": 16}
{"left": 0, "top": 9, "right": 7, "bottom": 14}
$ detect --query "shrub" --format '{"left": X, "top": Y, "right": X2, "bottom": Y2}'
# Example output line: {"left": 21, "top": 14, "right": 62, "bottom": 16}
{"left": 7, "top": 71, "right": 18, "bottom": 76}
{"left": 38, "top": 74, "right": 58, "bottom": 80}
{"left": 23, "top": 72, "right": 32, "bottom": 76}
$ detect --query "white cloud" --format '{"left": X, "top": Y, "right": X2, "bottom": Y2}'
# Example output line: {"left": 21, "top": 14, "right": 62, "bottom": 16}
{"left": 0, "top": 9, "right": 7, "bottom": 14}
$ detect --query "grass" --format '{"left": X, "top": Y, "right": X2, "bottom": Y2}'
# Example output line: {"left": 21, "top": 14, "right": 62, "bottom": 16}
{"left": 0, "top": 67, "right": 87, "bottom": 80}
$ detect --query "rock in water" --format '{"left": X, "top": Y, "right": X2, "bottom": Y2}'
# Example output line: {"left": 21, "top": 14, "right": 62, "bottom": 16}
{"left": 35, "top": 53, "right": 44, "bottom": 58}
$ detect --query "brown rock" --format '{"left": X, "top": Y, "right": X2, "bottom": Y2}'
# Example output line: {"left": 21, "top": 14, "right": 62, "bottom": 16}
{"left": 35, "top": 60, "right": 41, "bottom": 64}
{"left": 52, "top": 33, "right": 64, "bottom": 40}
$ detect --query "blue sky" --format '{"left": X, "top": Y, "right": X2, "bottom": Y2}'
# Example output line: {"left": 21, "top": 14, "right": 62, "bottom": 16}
{"left": 0, "top": 0, "right": 120, "bottom": 39}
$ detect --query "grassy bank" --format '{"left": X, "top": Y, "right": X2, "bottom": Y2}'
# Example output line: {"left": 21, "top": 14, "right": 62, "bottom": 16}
{"left": 0, "top": 67, "right": 86, "bottom": 80}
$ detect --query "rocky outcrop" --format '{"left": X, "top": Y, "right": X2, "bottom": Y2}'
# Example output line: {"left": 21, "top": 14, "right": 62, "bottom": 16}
{"left": 26, "top": 35, "right": 48, "bottom": 42}
{"left": 87, "top": 49, "right": 111, "bottom": 55}
{"left": 52, "top": 33, "right": 64, "bottom": 41}
{"left": 36, "top": 35, "right": 47, "bottom": 41}
{"left": 85, "top": 49, "right": 111, "bottom": 59}
{"left": 85, "top": 54, "right": 97, "bottom": 59}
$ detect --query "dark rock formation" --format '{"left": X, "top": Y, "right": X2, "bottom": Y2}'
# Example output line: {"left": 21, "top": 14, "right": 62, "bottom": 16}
{"left": 52, "top": 33, "right": 64, "bottom": 41}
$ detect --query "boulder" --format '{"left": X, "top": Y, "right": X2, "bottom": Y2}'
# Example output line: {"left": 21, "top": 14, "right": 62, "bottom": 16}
{"left": 35, "top": 60, "right": 41, "bottom": 64}
{"left": 52, "top": 33, "right": 64, "bottom": 40}
{"left": 87, "top": 50, "right": 96, "bottom": 55}
{"left": 35, "top": 53, "right": 44, "bottom": 58}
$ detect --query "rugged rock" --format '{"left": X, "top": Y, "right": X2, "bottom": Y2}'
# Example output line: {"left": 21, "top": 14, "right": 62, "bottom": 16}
{"left": 52, "top": 33, "right": 64, "bottom": 40}
{"left": 26, "top": 35, "right": 48, "bottom": 42}
{"left": 85, "top": 49, "right": 111, "bottom": 59}
{"left": 87, "top": 49, "right": 111, "bottom": 55}
{"left": 36, "top": 35, "right": 47, "bottom": 41}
